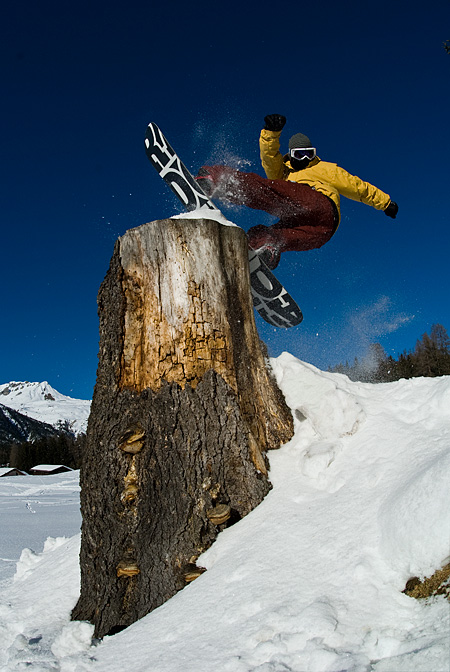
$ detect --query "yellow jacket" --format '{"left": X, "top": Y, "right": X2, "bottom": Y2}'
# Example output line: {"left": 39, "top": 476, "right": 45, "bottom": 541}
{"left": 260, "top": 129, "right": 391, "bottom": 223}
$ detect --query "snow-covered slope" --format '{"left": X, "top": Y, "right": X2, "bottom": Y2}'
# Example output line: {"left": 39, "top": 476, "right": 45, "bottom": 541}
{"left": 0, "top": 355, "right": 449, "bottom": 672}
{"left": 0, "top": 381, "right": 91, "bottom": 435}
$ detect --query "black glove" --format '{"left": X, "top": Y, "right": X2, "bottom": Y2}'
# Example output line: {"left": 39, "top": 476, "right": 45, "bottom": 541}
{"left": 264, "top": 114, "right": 286, "bottom": 132}
{"left": 384, "top": 201, "right": 399, "bottom": 219}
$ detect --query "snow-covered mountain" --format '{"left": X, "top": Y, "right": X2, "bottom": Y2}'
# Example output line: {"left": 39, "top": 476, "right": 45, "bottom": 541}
{"left": 0, "top": 354, "right": 449, "bottom": 671}
{"left": 0, "top": 381, "right": 91, "bottom": 435}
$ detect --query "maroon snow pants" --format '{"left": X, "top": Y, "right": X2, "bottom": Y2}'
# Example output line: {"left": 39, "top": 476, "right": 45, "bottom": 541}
{"left": 203, "top": 165, "right": 338, "bottom": 252}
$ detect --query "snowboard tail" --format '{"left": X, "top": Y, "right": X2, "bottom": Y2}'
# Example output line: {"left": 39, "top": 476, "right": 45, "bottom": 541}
{"left": 248, "top": 250, "right": 303, "bottom": 328}
{"left": 145, "top": 122, "right": 303, "bottom": 329}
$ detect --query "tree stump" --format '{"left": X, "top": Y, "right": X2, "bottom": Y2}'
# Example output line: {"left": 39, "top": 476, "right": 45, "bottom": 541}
{"left": 72, "top": 218, "right": 293, "bottom": 637}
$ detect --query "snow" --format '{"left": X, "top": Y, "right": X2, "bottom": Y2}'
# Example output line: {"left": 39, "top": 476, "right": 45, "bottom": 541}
{"left": 0, "top": 470, "right": 81, "bottom": 583}
{"left": 0, "top": 354, "right": 449, "bottom": 671}
{"left": 31, "top": 465, "right": 74, "bottom": 473}
{"left": 0, "top": 468, "right": 26, "bottom": 477}
{"left": 0, "top": 381, "right": 91, "bottom": 434}
{"left": 172, "top": 207, "right": 238, "bottom": 227}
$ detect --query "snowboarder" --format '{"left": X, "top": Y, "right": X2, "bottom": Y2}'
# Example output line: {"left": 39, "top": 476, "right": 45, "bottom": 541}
{"left": 196, "top": 114, "right": 398, "bottom": 269}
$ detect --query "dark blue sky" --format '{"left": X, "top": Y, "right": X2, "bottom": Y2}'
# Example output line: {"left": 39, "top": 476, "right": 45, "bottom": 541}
{"left": 2, "top": 0, "right": 450, "bottom": 399}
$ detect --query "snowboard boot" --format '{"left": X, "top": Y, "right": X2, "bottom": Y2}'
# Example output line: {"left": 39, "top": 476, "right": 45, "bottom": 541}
{"left": 195, "top": 165, "right": 237, "bottom": 199}
{"left": 254, "top": 243, "right": 281, "bottom": 270}
{"left": 195, "top": 167, "right": 216, "bottom": 196}
{"left": 247, "top": 224, "right": 282, "bottom": 270}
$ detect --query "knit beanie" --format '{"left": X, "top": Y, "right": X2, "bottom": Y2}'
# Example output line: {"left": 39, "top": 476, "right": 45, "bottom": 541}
{"left": 288, "top": 132, "right": 313, "bottom": 150}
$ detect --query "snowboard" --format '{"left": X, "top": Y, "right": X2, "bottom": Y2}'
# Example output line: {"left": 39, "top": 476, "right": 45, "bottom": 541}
{"left": 144, "top": 122, "right": 303, "bottom": 328}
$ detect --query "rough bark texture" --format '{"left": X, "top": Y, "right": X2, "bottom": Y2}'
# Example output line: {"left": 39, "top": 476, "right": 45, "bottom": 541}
{"left": 72, "top": 219, "right": 293, "bottom": 637}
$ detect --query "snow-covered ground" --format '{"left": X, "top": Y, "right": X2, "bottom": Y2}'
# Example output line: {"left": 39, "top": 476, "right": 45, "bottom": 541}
{"left": 0, "top": 354, "right": 449, "bottom": 672}
{"left": 0, "top": 382, "right": 91, "bottom": 435}
{"left": 0, "top": 471, "right": 81, "bottom": 583}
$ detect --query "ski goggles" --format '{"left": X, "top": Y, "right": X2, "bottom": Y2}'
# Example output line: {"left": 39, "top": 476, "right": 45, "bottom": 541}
{"left": 289, "top": 147, "right": 316, "bottom": 161}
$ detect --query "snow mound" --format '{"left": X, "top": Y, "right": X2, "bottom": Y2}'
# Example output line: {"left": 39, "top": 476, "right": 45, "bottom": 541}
{"left": 271, "top": 352, "right": 365, "bottom": 439}
{"left": 380, "top": 446, "right": 450, "bottom": 578}
{"left": 0, "top": 534, "right": 88, "bottom": 670}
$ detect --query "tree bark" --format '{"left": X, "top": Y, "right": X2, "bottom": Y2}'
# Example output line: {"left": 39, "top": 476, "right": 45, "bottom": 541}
{"left": 72, "top": 218, "right": 293, "bottom": 638}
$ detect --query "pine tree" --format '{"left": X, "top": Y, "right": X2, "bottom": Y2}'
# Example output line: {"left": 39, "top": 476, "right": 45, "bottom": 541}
{"left": 413, "top": 326, "right": 450, "bottom": 377}
{"left": 329, "top": 324, "right": 450, "bottom": 382}
{"left": 395, "top": 351, "right": 415, "bottom": 380}
{"left": 430, "top": 324, "right": 450, "bottom": 375}
{"left": 9, "top": 434, "right": 83, "bottom": 472}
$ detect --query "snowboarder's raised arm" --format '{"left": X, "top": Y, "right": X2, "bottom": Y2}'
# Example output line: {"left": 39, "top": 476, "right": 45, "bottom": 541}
{"left": 259, "top": 114, "right": 287, "bottom": 180}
